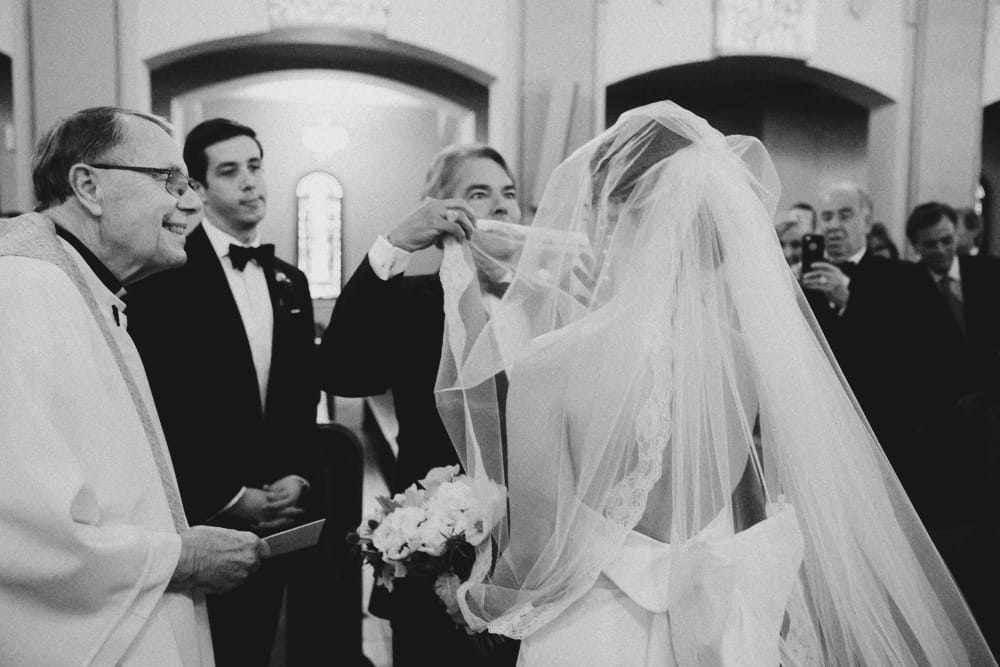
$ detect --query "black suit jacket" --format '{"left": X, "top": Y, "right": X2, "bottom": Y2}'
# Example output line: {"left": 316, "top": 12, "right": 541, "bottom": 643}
{"left": 807, "top": 253, "right": 977, "bottom": 527}
{"left": 128, "top": 224, "right": 318, "bottom": 524}
{"left": 319, "top": 258, "right": 453, "bottom": 494}
{"left": 951, "top": 255, "right": 1000, "bottom": 396}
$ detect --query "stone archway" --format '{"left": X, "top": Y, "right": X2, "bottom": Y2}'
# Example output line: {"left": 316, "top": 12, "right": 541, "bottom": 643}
{"left": 605, "top": 57, "right": 895, "bottom": 223}
{"left": 147, "top": 29, "right": 494, "bottom": 284}
{"left": 148, "top": 28, "right": 492, "bottom": 139}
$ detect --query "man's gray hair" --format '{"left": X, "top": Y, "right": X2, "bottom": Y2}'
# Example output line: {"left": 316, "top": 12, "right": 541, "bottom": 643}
{"left": 32, "top": 106, "right": 172, "bottom": 210}
{"left": 420, "top": 143, "right": 515, "bottom": 200}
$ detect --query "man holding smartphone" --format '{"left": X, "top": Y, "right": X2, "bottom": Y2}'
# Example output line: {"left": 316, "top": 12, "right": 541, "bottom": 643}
{"left": 801, "top": 183, "right": 969, "bottom": 535}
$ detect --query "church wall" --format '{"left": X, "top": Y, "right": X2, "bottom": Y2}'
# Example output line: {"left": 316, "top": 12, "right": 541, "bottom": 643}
{"left": 129, "top": 0, "right": 520, "bottom": 180}
{"left": 763, "top": 104, "right": 869, "bottom": 219}
{"left": 132, "top": 0, "right": 510, "bottom": 84}
{"left": 983, "top": 4, "right": 1000, "bottom": 106}
{"left": 0, "top": 0, "right": 20, "bottom": 59}
{"left": 0, "top": 0, "right": 29, "bottom": 211}
{"left": 598, "top": 0, "right": 910, "bottom": 103}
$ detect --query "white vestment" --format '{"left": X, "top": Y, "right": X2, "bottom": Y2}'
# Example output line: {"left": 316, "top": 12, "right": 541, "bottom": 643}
{"left": 0, "top": 214, "right": 213, "bottom": 666}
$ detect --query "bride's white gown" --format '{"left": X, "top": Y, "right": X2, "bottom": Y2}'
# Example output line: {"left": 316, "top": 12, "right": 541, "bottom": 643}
{"left": 442, "top": 102, "right": 996, "bottom": 666}
{"left": 517, "top": 504, "right": 803, "bottom": 666}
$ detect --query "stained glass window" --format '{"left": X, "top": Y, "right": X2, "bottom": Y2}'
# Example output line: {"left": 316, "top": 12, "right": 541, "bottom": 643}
{"left": 296, "top": 171, "right": 344, "bottom": 299}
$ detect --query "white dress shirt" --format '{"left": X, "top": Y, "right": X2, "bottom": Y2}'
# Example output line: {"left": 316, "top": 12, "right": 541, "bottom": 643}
{"left": 368, "top": 233, "right": 412, "bottom": 279}
{"left": 202, "top": 220, "right": 277, "bottom": 516}
{"left": 202, "top": 219, "right": 274, "bottom": 410}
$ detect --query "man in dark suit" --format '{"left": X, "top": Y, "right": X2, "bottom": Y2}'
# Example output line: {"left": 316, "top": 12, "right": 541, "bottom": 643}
{"left": 128, "top": 118, "right": 318, "bottom": 666}
{"left": 801, "top": 185, "right": 962, "bottom": 513}
{"left": 906, "top": 201, "right": 1000, "bottom": 650}
{"left": 802, "top": 185, "right": 994, "bottom": 645}
{"left": 320, "top": 144, "right": 521, "bottom": 666}
{"left": 907, "top": 202, "right": 1000, "bottom": 402}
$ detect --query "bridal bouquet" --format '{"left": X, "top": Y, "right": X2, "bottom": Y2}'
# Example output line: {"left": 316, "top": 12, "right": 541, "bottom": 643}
{"left": 351, "top": 465, "right": 507, "bottom": 629}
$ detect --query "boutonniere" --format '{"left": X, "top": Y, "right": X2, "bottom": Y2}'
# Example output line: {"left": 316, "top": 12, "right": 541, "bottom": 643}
{"left": 273, "top": 269, "right": 297, "bottom": 311}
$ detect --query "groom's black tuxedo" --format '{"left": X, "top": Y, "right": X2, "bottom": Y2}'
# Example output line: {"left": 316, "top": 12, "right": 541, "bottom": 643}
{"left": 129, "top": 223, "right": 318, "bottom": 522}
{"left": 128, "top": 223, "right": 320, "bottom": 666}
{"left": 321, "top": 257, "right": 518, "bottom": 667}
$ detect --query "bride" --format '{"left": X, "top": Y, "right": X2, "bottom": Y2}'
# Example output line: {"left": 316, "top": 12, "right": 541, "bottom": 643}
{"left": 434, "top": 101, "right": 994, "bottom": 665}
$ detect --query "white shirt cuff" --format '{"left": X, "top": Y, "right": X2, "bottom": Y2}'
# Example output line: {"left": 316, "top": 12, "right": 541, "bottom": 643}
{"left": 210, "top": 486, "right": 247, "bottom": 520}
{"left": 368, "top": 234, "right": 411, "bottom": 280}
{"left": 289, "top": 475, "right": 311, "bottom": 491}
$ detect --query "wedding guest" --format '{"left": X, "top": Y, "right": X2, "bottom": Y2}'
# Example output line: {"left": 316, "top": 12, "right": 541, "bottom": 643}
{"left": 803, "top": 183, "right": 963, "bottom": 529}
{"left": 0, "top": 106, "right": 265, "bottom": 666}
{"left": 905, "top": 199, "right": 1000, "bottom": 649}
{"left": 128, "top": 118, "right": 319, "bottom": 666}
{"left": 956, "top": 206, "right": 985, "bottom": 256}
{"left": 867, "top": 221, "right": 899, "bottom": 260}
{"left": 320, "top": 144, "right": 522, "bottom": 666}
{"left": 774, "top": 208, "right": 810, "bottom": 266}
{"left": 789, "top": 201, "right": 817, "bottom": 229}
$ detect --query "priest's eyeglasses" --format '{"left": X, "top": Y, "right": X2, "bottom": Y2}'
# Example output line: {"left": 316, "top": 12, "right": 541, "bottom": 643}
{"left": 89, "top": 164, "right": 197, "bottom": 198}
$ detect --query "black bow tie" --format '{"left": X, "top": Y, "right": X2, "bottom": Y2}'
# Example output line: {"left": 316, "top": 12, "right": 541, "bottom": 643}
{"left": 228, "top": 244, "right": 274, "bottom": 271}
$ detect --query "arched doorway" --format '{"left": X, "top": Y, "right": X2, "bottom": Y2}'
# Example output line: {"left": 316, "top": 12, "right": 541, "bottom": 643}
{"left": 606, "top": 57, "right": 893, "bottom": 214}
{"left": 148, "top": 31, "right": 491, "bottom": 285}
{"left": 149, "top": 29, "right": 491, "bottom": 138}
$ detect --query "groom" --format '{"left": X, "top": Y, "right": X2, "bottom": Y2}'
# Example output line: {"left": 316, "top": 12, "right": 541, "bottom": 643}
{"left": 128, "top": 118, "right": 320, "bottom": 665}
{"left": 320, "top": 144, "right": 522, "bottom": 666}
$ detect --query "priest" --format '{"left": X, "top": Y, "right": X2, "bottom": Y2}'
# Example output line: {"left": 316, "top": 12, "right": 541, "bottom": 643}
{"left": 0, "top": 107, "right": 267, "bottom": 666}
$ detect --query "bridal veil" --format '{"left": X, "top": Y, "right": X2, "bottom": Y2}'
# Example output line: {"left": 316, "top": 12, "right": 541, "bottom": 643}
{"left": 434, "top": 101, "right": 994, "bottom": 665}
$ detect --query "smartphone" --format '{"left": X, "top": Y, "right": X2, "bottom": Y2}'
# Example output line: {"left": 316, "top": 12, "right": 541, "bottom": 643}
{"left": 800, "top": 234, "right": 825, "bottom": 275}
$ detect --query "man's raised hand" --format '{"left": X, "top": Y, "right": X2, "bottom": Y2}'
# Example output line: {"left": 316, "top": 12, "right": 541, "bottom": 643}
{"left": 385, "top": 198, "right": 476, "bottom": 252}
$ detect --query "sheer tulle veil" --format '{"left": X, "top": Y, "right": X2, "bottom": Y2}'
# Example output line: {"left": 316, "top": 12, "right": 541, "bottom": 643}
{"left": 434, "top": 101, "right": 994, "bottom": 665}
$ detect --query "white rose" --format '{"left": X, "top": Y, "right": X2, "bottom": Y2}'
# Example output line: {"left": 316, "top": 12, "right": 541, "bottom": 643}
{"left": 388, "top": 506, "right": 428, "bottom": 536}
{"left": 371, "top": 521, "right": 410, "bottom": 560}
{"left": 428, "top": 480, "right": 476, "bottom": 515}
{"left": 371, "top": 506, "right": 428, "bottom": 560}
{"left": 416, "top": 514, "right": 456, "bottom": 556}
{"left": 420, "top": 464, "right": 461, "bottom": 491}
{"left": 460, "top": 480, "right": 508, "bottom": 545}
{"left": 392, "top": 485, "right": 427, "bottom": 508}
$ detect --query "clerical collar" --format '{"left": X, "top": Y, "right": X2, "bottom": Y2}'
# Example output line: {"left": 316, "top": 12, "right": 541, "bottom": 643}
{"left": 54, "top": 225, "right": 125, "bottom": 297}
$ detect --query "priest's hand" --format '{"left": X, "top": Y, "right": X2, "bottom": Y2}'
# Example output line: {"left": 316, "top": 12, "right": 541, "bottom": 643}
{"left": 386, "top": 198, "right": 476, "bottom": 252}
{"left": 172, "top": 525, "right": 269, "bottom": 594}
